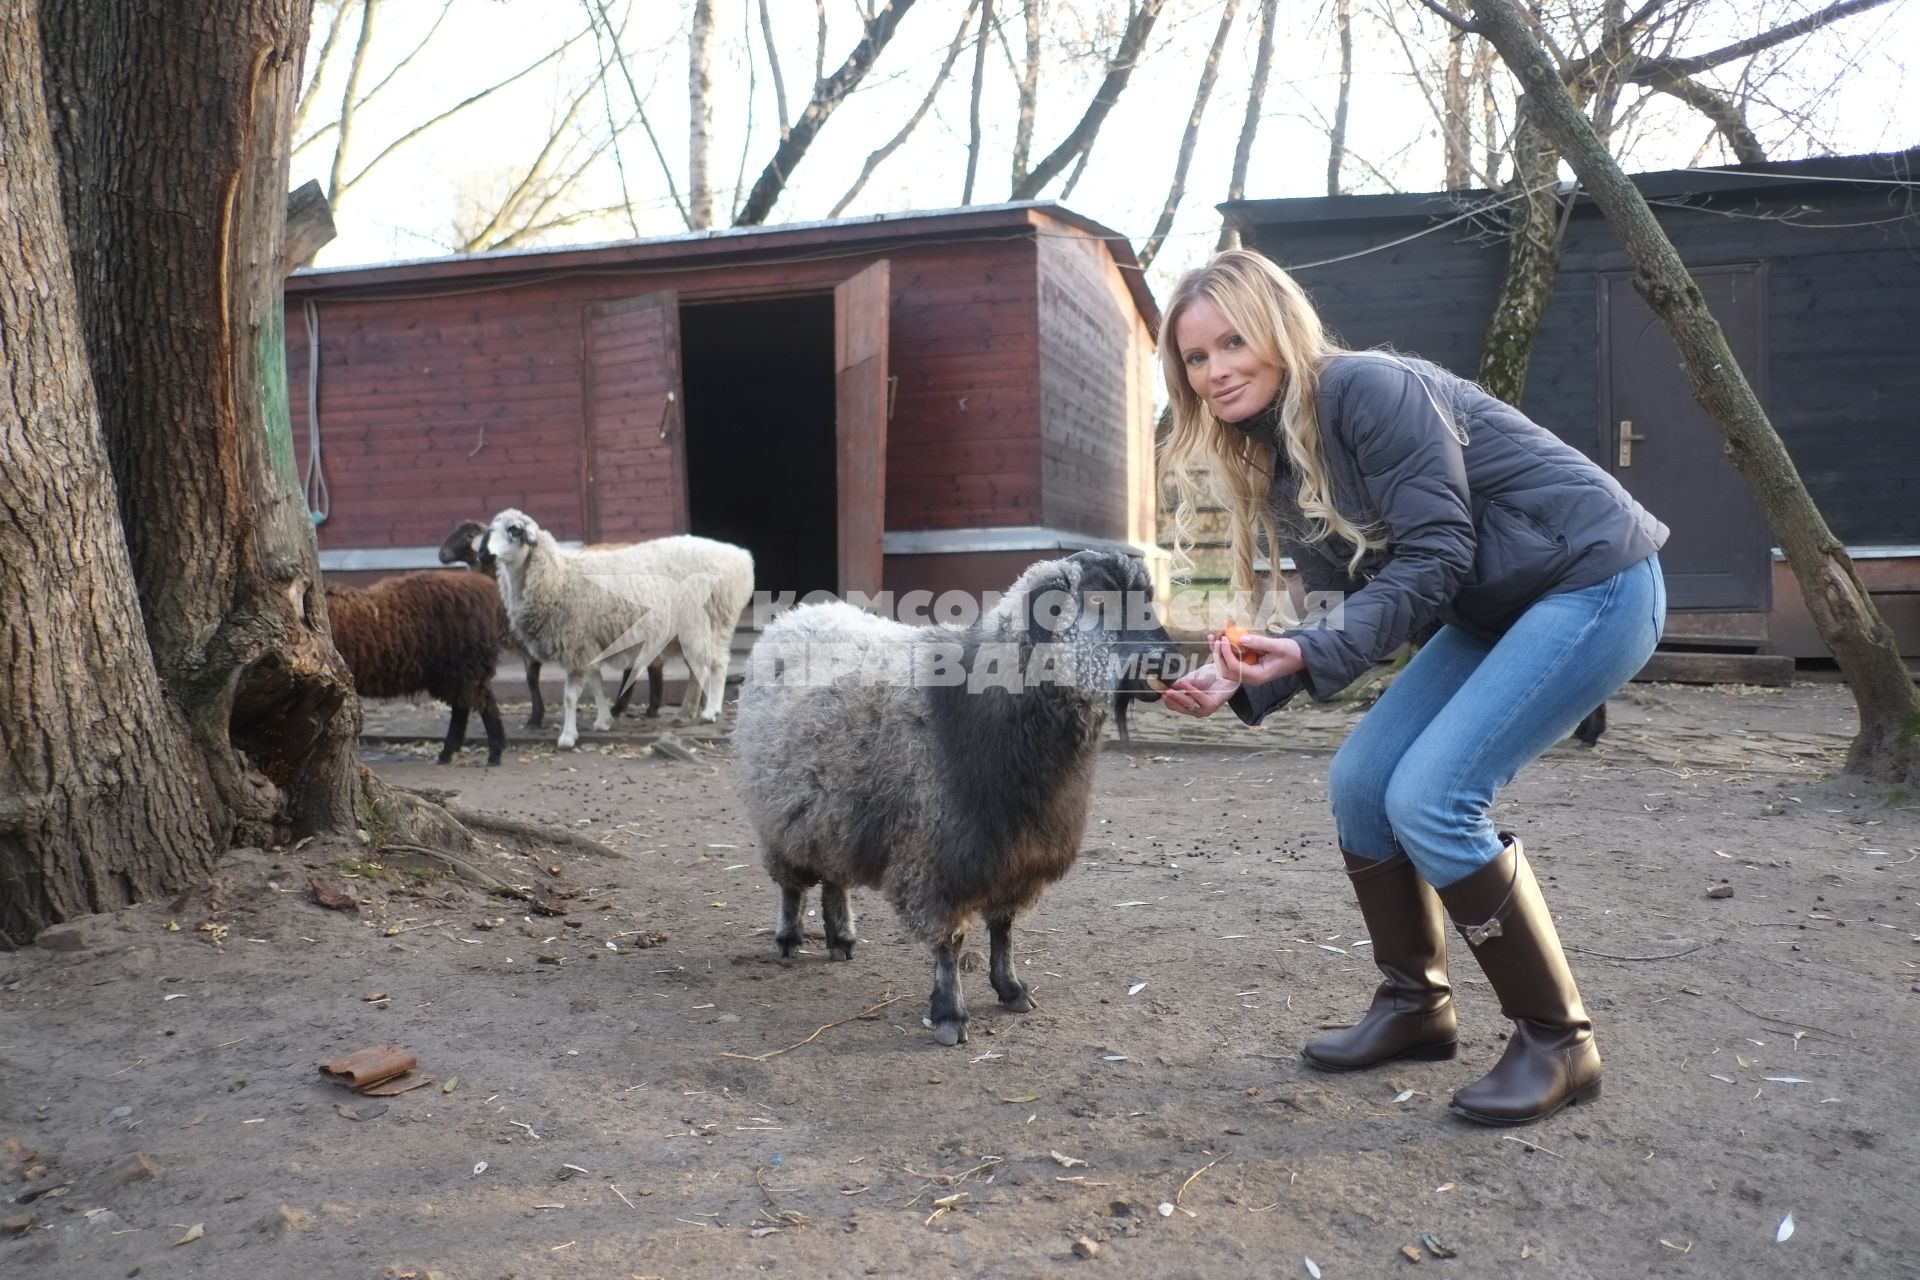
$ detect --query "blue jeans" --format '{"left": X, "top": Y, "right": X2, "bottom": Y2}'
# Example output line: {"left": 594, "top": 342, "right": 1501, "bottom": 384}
{"left": 1327, "top": 554, "right": 1666, "bottom": 887}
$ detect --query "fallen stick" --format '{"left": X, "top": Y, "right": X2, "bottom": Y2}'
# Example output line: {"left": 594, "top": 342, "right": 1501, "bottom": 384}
{"left": 721, "top": 995, "right": 910, "bottom": 1062}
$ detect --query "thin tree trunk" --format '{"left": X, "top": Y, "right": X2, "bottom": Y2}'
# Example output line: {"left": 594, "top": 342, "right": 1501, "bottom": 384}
{"left": 1476, "top": 107, "right": 1566, "bottom": 404}
{"left": 0, "top": 1, "right": 220, "bottom": 946}
{"left": 1442, "top": 24, "right": 1471, "bottom": 190}
{"left": 1141, "top": 0, "right": 1239, "bottom": 269}
{"left": 41, "top": 0, "right": 361, "bottom": 845}
{"left": 1217, "top": 0, "right": 1278, "bottom": 251}
{"left": 1010, "top": 0, "right": 1041, "bottom": 191}
{"left": 1327, "top": 0, "right": 1352, "bottom": 196}
{"left": 1470, "top": 0, "right": 1920, "bottom": 782}
{"left": 1011, "top": 0, "right": 1165, "bottom": 201}
{"left": 963, "top": 0, "right": 992, "bottom": 203}
{"left": 736, "top": 0, "right": 921, "bottom": 226}
{"left": 326, "top": 0, "right": 376, "bottom": 204}
{"left": 690, "top": 0, "right": 715, "bottom": 229}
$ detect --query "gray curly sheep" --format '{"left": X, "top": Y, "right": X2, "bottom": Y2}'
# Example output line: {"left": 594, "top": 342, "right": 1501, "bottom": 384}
{"left": 733, "top": 551, "right": 1185, "bottom": 1046}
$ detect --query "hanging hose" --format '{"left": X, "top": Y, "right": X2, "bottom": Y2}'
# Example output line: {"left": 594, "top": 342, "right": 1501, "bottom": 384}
{"left": 303, "top": 297, "right": 330, "bottom": 527}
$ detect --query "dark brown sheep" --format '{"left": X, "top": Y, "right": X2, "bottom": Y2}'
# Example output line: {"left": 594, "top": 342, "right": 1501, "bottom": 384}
{"left": 326, "top": 571, "right": 508, "bottom": 765}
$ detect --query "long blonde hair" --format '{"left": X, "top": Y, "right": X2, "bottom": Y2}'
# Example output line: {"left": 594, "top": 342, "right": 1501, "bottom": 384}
{"left": 1159, "top": 251, "right": 1384, "bottom": 597}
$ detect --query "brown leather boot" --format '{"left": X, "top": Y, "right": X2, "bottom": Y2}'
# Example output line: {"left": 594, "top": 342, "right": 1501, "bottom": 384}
{"left": 1438, "top": 836, "right": 1602, "bottom": 1125}
{"left": 1302, "top": 850, "right": 1458, "bottom": 1072}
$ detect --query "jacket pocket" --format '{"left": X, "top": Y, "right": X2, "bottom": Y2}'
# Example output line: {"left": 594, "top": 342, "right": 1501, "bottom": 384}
{"left": 1450, "top": 500, "right": 1572, "bottom": 630}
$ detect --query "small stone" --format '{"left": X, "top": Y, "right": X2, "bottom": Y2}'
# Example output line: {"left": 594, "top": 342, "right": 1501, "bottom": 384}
{"left": 98, "top": 1153, "right": 157, "bottom": 1189}
{"left": 257, "top": 1204, "right": 312, "bottom": 1235}
{"left": 1707, "top": 884, "right": 1735, "bottom": 899}
{"left": 1072, "top": 1237, "right": 1101, "bottom": 1260}
{"left": 37, "top": 923, "right": 90, "bottom": 952}
{"left": 2, "top": 1209, "right": 35, "bottom": 1234}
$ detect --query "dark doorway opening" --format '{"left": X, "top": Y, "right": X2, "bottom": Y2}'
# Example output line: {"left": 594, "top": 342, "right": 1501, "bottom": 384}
{"left": 679, "top": 295, "right": 839, "bottom": 602}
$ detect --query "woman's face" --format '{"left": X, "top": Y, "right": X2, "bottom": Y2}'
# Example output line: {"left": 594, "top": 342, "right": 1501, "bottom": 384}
{"left": 1174, "top": 297, "right": 1282, "bottom": 424}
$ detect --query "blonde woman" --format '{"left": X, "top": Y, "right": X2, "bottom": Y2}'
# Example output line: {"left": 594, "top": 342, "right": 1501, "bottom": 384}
{"left": 1161, "top": 251, "right": 1667, "bottom": 1126}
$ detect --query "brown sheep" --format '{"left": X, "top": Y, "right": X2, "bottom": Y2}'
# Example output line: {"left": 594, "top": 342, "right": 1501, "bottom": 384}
{"left": 325, "top": 571, "right": 508, "bottom": 765}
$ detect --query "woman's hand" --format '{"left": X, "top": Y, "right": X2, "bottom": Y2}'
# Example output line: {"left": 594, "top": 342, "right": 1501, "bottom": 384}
{"left": 1162, "top": 660, "right": 1239, "bottom": 719}
{"left": 1217, "top": 630, "right": 1306, "bottom": 685}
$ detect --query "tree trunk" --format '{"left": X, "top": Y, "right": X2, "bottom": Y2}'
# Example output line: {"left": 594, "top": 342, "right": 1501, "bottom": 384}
{"left": 962, "top": 0, "right": 991, "bottom": 203}
{"left": 1217, "top": 0, "right": 1278, "bottom": 251}
{"left": 1009, "top": 0, "right": 1041, "bottom": 192}
{"left": 40, "top": 0, "right": 361, "bottom": 844}
{"left": 1470, "top": 0, "right": 1920, "bottom": 782}
{"left": 689, "top": 0, "right": 715, "bottom": 229}
{"left": 1475, "top": 106, "right": 1567, "bottom": 404}
{"left": 0, "top": 2, "right": 222, "bottom": 947}
{"left": 1326, "top": 0, "right": 1352, "bottom": 196}
{"left": 1141, "top": 0, "right": 1239, "bottom": 269}
{"left": 1442, "top": 25, "right": 1471, "bottom": 190}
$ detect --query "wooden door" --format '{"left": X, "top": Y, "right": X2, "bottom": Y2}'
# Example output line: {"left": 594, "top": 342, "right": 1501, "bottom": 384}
{"left": 1601, "top": 265, "right": 1771, "bottom": 613}
{"left": 835, "top": 261, "right": 890, "bottom": 598}
{"left": 582, "top": 291, "right": 688, "bottom": 542}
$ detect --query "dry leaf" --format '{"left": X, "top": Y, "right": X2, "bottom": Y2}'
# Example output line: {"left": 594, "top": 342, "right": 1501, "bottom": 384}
{"left": 174, "top": 1223, "right": 204, "bottom": 1246}
{"left": 1776, "top": 1212, "right": 1795, "bottom": 1243}
{"left": 1394, "top": 1089, "right": 1415, "bottom": 1103}
{"left": 1001, "top": 1094, "right": 1039, "bottom": 1104}
{"left": 1128, "top": 982, "right": 1147, "bottom": 995}
{"left": 1434, "top": 1182, "right": 1456, "bottom": 1193}
{"left": 1305, "top": 1257, "right": 1322, "bottom": 1279}
{"left": 1050, "top": 1150, "right": 1088, "bottom": 1169}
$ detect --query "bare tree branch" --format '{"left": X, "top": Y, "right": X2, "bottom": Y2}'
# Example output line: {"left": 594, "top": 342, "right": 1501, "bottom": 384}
{"left": 1011, "top": 0, "right": 1167, "bottom": 201}
{"left": 1652, "top": 0, "right": 1895, "bottom": 79}
{"left": 1141, "top": 0, "right": 1239, "bottom": 268}
{"left": 814, "top": 0, "right": 829, "bottom": 91}
{"left": 829, "top": 0, "right": 978, "bottom": 217}
{"left": 1218, "top": 0, "right": 1278, "bottom": 251}
{"left": 1327, "top": 0, "right": 1353, "bottom": 195}
{"left": 294, "top": 1, "right": 351, "bottom": 138}
{"left": 1640, "top": 67, "right": 1766, "bottom": 162}
{"left": 733, "top": 0, "right": 758, "bottom": 222}
{"left": 736, "top": 0, "right": 923, "bottom": 226}
{"left": 758, "top": 0, "right": 792, "bottom": 135}
{"left": 690, "top": 0, "right": 716, "bottom": 228}
{"left": 326, "top": 0, "right": 378, "bottom": 203}
{"left": 964, "top": 0, "right": 993, "bottom": 202}
{"left": 584, "top": 0, "right": 692, "bottom": 230}
{"left": 1415, "top": 0, "right": 1475, "bottom": 32}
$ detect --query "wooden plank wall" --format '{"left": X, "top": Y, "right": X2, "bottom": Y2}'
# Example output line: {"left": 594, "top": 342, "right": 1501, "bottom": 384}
{"left": 1249, "top": 182, "right": 1920, "bottom": 545}
{"left": 1034, "top": 225, "right": 1148, "bottom": 541}
{"left": 289, "top": 234, "right": 1052, "bottom": 553}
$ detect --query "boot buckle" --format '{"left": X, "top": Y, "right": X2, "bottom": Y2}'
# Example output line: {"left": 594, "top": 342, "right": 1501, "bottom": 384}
{"left": 1464, "top": 917, "right": 1503, "bottom": 947}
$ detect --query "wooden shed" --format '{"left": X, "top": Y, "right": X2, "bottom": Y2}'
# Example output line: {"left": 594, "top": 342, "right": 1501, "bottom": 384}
{"left": 285, "top": 203, "right": 1163, "bottom": 608}
{"left": 1221, "top": 148, "right": 1920, "bottom": 659}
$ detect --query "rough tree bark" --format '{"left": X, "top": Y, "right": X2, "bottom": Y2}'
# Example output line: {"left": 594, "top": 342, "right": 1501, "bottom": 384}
{"left": 1476, "top": 107, "right": 1571, "bottom": 404}
{"left": 1326, "top": 0, "right": 1352, "bottom": 196}
{"left": 1009, "top": 0, "right": 1041, "bottom": 192}
{"left": 39, "top": 0, "right": 364, "bottom": 856}
{"left": 0, "top": 1, "right": 220, "bottom": 947}
{"left": 1469, "top": 0, "right": 1920, "bottom": 782}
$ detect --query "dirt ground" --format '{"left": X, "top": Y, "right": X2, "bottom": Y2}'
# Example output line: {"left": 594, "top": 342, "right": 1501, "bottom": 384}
{"left": 4, "top": 679, "right": 1919, "bottom": 1279}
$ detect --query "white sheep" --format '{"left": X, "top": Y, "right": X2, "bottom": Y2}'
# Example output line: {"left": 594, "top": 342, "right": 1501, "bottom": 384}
{"left": 733, "top": 551, "right": 1185, "bottom": 1046}
{"left": 481, "top": 510, "right": 753, "bottom": 749}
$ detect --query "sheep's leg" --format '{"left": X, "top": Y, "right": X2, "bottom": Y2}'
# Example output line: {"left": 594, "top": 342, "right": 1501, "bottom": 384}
{"left": 926, "top": 934, "right": 969, "bottom": 1046}
{"left": 821, "top": 883, "right": 856, "bottom": 960}
{"left": 775, "top": 884, "right": 807, "bottom": 959}
{"left": 524, "top": 658, "right": 545, "bottom": 730}
{"left": 701, "top": 633, "right": 730, "bottom": 720}
{"left": 438, "top": 704, "right": 469, "bottom": 765}
{"left": 608, "top": 665, "right": 638, "bottom": 718}
{"left": 479, "top": 688, "right": 506, "bottom": 767}
{"left": 985, "top": 910, "right": 1035, "bottom": 1012}
{"left": 644, "top": 659, "right": 665, "bottom": 718}
{"left": 589, "top": 668, "right": 615, "bottom": 732}
{"left": 557, "top": 673, "right": 583, "bottom": 750}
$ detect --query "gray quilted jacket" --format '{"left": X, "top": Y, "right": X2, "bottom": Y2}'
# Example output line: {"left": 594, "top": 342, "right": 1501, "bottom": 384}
{"left": 1229, "top": 353, "right": 1668, "bottom": 726}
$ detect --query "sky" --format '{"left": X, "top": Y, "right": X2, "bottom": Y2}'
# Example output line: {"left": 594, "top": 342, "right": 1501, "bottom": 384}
{"left": 288, "top": 0, "right": 1920, "bottom": 302}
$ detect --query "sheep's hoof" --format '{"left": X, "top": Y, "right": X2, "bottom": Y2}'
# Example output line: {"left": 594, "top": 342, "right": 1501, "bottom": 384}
{"left": 776, "top": 936, "right": 802, "bottom": 960}
{"left": 591, "top": 717, "right": 614, "bottom": 732}
{"left": 556, "top": 737, "right": 578, "bottom": 751}
{"left": 998, "top": 988, "right": 1036, "bottom": 1014}
{"left": 523, "top": 716, "right": 543, "bottom": 731}
{"left": 924, "top": 1016, "right": 968, "bottom": 1047}
{"left": 827, "top": 940, "right": 856, "bottom": 961}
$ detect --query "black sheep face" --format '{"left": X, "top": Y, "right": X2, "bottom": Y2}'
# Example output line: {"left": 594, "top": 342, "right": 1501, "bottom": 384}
{"left": 438, "top": 519, "right": 488, "bottom": 568}
{"left": 1023, "top": 551, "right": 1188, "bottom": 700}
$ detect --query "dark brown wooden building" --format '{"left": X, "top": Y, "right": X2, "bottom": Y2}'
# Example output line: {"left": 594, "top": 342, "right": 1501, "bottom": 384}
{"left": 1222, "top": 148, "right": 1920, "bottom": 658}
{"left": 285, "top": 203, "right": 1163, "bottom": 605}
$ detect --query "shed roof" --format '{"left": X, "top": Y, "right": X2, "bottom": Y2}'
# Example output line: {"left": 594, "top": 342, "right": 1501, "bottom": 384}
{"left": 287, "top": 201, "right": 1159, "bottom": 330}
{"left": 1220, "top": 147, "right": 1920, "bottom": 230}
